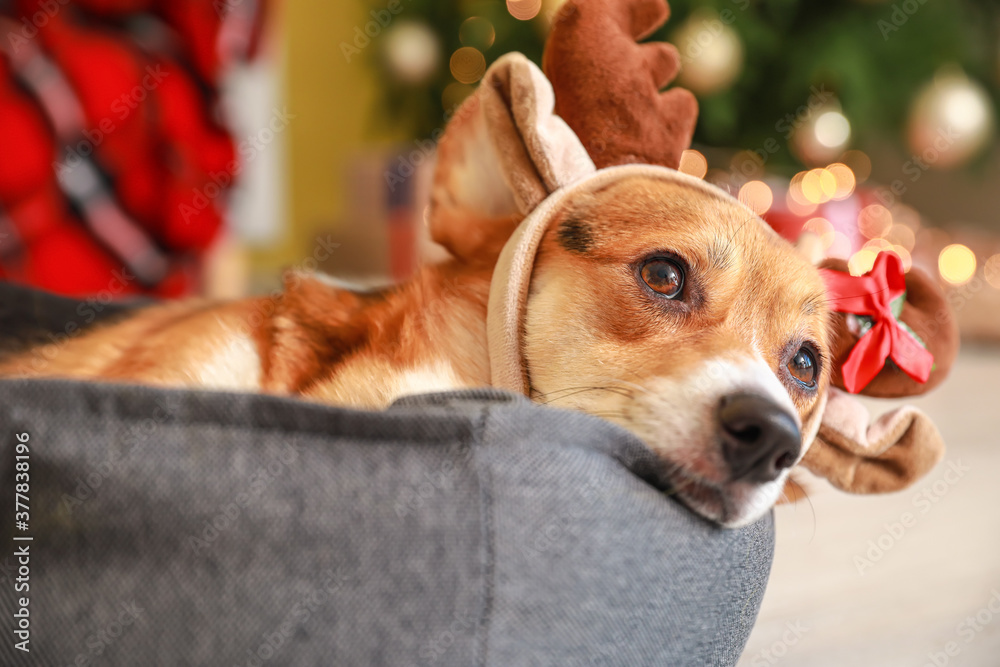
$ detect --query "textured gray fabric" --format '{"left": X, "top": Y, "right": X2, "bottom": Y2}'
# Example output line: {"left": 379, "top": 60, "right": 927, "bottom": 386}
{"left": 0, "top": 380, "right": 772, "bottom": 666}
{"left": 0, "top": 283, "right": 147, "bottom": 358}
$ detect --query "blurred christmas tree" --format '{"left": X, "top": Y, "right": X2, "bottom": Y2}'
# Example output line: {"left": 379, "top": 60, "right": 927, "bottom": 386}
{"left": 363, "top": 0, "right": 999, "bottom": 172}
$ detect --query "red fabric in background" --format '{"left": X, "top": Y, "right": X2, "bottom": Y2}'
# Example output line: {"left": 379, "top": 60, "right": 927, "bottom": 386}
{"left": 0, "top": 0, "right": 266, "bottom": 297}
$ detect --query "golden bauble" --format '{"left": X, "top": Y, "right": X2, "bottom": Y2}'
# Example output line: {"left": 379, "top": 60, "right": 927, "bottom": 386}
{"left": 383, "top": 21, "right": 441, "bottom": 86}
{"left": 907, "top": 71, "right": 994, "bottom": 169}
{"left": 792, "top": 105, "right": 853, "bottom": 166}
{"left": 671, "top": 10, "right": 744, "bottom": 95}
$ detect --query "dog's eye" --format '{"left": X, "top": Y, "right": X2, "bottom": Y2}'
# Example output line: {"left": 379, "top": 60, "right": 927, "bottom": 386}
{"left": 787, "top": 347, "right": 817, "bottom": 387}
{"left": 640, "top": 258, "right": 684, "bottom": 299}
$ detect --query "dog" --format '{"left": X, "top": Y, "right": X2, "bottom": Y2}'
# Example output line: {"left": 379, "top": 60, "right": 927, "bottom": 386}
{"left": 0, "top": 171, "right": 833, "bottom": 529}
{"left": 0, "top": 1, "right": 951, "bottom": 528}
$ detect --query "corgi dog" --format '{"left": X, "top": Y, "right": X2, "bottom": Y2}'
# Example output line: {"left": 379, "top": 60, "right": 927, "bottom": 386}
{"left": 0, "top": 171, "right": 828, "bottom": 527}
{"left": 0, "top": 0, "right": 952, "bottom": 527}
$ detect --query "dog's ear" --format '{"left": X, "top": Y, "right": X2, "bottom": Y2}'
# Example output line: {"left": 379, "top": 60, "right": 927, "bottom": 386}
{"left": 820, "top": 253, "right": 959, "bottom": 397}
{"left": 429, "top": 53, "right": 595, "bottom": 263}
{"left": 801, "top": 387, "right": 945, "bottom": 494}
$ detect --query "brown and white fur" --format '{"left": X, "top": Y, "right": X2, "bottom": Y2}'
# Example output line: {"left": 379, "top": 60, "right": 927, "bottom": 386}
{"left": 0, "top": 175, "right": 831, "bottom": 527}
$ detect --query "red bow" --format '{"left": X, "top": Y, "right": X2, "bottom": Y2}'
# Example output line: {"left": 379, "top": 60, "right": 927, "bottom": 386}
{"left": 820, "top": 252, "right": 934, "bottom": 394}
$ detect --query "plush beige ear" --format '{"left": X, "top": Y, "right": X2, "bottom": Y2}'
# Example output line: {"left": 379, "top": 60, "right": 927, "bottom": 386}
{"left": 800, "top": 387, "right": 945, "bottom": 494}
{"left": 429, "top": 53, "right": 595, "bottom": 263}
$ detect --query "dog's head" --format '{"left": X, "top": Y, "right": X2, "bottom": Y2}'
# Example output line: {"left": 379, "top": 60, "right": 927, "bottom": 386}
{"left": 522, "top": 174, "right": 830, "bottom": 526}
{"left": 429, "top": 0, "right": 955, "bottom": 526}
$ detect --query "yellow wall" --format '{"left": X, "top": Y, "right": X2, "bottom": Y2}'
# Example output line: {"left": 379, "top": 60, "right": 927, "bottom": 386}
{"left": 254, "top": 0, "right": 403, "bottom": 275}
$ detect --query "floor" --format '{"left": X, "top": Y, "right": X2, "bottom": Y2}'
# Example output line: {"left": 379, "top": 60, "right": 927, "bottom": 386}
{"left": 738, "top": 346, "right": 1000, "bottom": 667}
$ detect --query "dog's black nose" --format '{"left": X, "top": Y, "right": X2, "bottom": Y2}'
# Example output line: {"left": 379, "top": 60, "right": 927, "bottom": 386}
{"left": 718, "top": 393, "right": 801, "bottom": 483}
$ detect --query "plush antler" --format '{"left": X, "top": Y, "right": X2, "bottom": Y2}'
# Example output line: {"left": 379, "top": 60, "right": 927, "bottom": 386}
{"left": 801, "top": 388, "right": 945, "bottom": 493}
{"left": 542, "top": 0, "right": 698, "bottom": 169}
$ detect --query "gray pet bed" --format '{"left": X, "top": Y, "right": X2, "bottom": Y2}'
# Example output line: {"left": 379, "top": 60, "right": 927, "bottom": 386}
{"left": 0, "top": 285, "right": 772, "bottom": 666}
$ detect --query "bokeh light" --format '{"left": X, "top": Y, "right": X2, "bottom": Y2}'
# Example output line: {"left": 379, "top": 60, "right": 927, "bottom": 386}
{"left": 814, "top": 111, "right": 851, "bottom": 148}
{"left": 863, "top": 237, "right": 893, "bottom": 252}
{"left": 858, "top": 204, "right": 893, "bottom": 239}
{"left": 892, "top": 204, "right": 922, "bottom": 232}
{"left": 803, "top": 217, "right": 835, "bottom": 249}
{"left": 892, "top": 246, "right": 913, "bottom": 271}
{"left": 787, "top": 198, "right": 818, "bottom": 217}
{"left": 800, "top": 168, "right": 837, "bottom": 204}
{"left": 799, "top": 170, "right": 824, "bottom": 203}
{"left": 856, "top": 240, "right": 912, "bottom": 271}
{"left": 985, "top": 254, "right": 1000, "bottom": 289}
{"left": 672, "top": 9, "right": 745, "bottom": 95}
{"left": 938, "top": 243, "right": 977, "bottom": 285}
{"left": 678, "top": 149, "right": 708, "bottom": 179}
{"left": 908, "top": 73, "right": 994, "bottom": 169}
{"left": 787, "top": 172, "right": 808, "bottom": 205}
{"left": 383, "top": 22, "right": 441, "bottom": 86}
{"left": 738, "top": 180, "right": 773, "bottom": 215}
{"left": 449, "top": 47, "right": 486, "bottom": 84}
{"left": 459, "top": 17, "right": 496, "bottom": 50}
{"left": 885, "top": 224, "right": 916, "bottom": 251}
{"left": 826, "top": 162, "right": 856, "bottom": 200}
{"left": 848, "top": 248, "right": 879, "bottom": 276}
{"left": 785, "top": 176, "right": 818, "bottom": 216}
{"left": 507, "top": 0, "right": 542, "bottom": 20}
{"left": 939, "top": 81, "right": 988, "bottom": 138}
